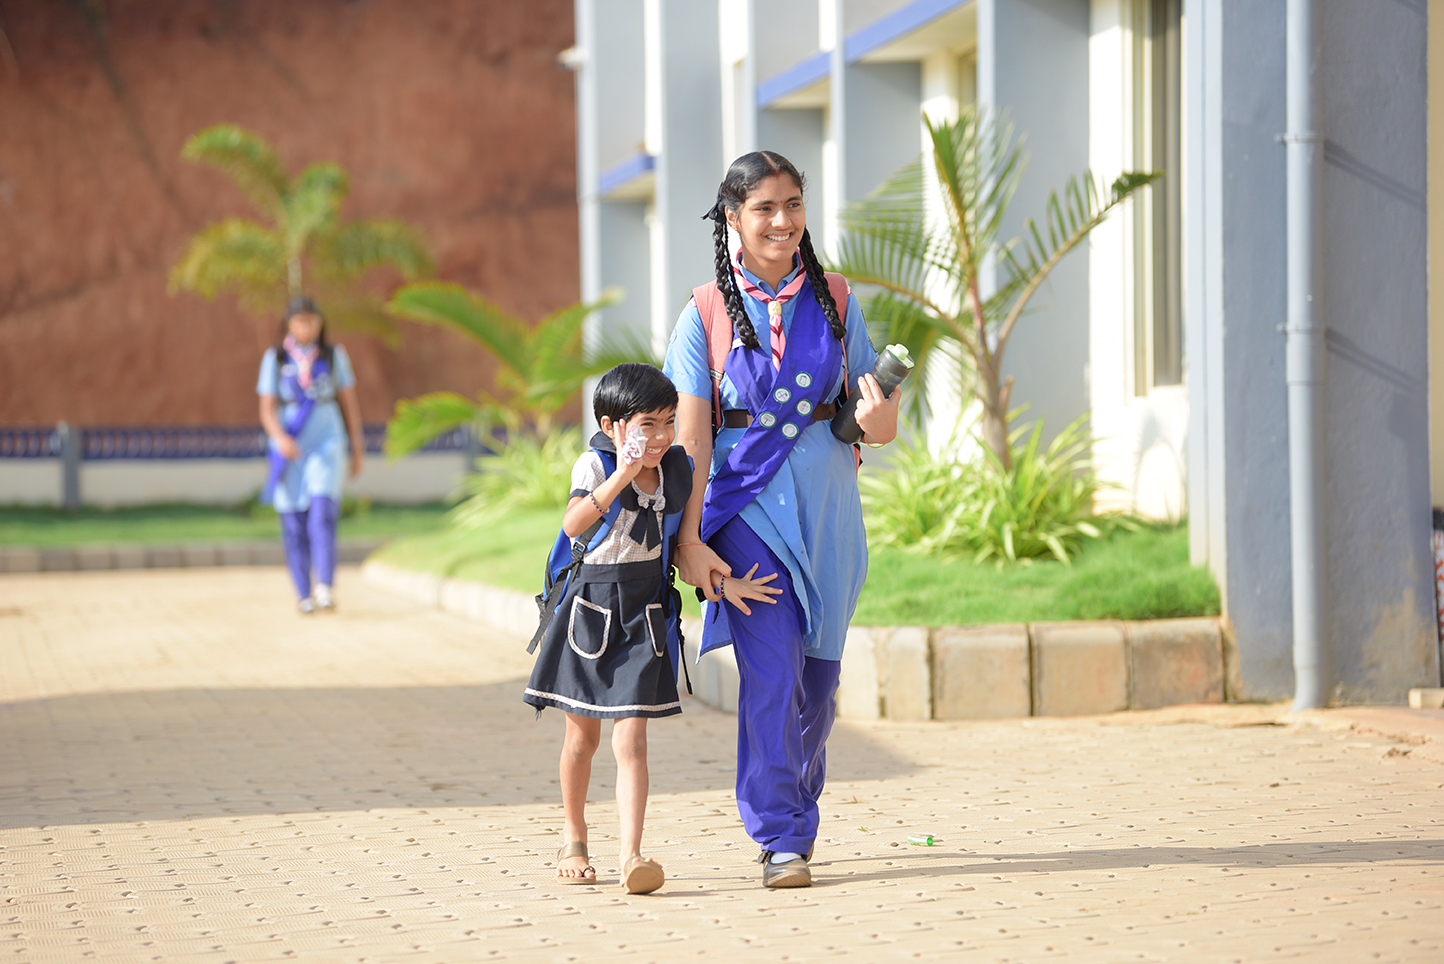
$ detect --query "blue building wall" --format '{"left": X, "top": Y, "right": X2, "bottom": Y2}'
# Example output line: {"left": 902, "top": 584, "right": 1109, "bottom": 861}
{"left": 1189, "top": 0, "right": 1438, "bottom": 701}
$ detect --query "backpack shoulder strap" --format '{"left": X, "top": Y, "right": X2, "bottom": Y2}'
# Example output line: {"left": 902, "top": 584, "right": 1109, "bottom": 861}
{"left": 691, "top": 282, "right": 733, "bottom": 432}
{"left": 528, "top": 449, "right": 622, "bottom": 654}
{"left": 822, "top": 272, "right": 854, "bottom": 400}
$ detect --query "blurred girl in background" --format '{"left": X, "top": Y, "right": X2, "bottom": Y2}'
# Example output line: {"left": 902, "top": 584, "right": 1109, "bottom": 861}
{"left": 257, "top": 296, "right": 364, "bottom": 614}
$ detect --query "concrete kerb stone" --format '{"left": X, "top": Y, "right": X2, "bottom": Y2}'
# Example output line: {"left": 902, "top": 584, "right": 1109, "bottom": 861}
{"left": 837, "top": 626, "right": 881, "bottom": 720}
{"left": 1127, "top": 617, "right": 1225, "bottom": 709}
{"left": 932, "top": 624, "right": 1032, "bottom": 720}
{"left": 0, "top": 546, "right": 41, "bottom": 572}
{"left": 0, "top": 539, "right": 377, "bottom": 572}
{"left": 1031, "top": 620, "right": 1130, "bottom": 716}
{"left": 359, "top": 562, "right": 1230, "bottom": 722}
{"left": 879, "top": 626, "right": 932, "bottom": 721}
{"left": 74, "top": 545, "right": 113, "bottom": 570}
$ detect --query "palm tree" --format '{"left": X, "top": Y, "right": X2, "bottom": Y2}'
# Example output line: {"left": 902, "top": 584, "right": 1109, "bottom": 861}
{"left": 832, "top": 109, "right": 1160, "bottom": 468}
{"left": 382, "top": 281, "right": 652, "bottom": 457}
{"left": 169, "top": 124, "right": 433, "bottom": 340}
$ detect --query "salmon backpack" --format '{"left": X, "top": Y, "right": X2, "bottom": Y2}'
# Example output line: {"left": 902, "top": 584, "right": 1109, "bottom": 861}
{"left": 690, "top": 272, "right": 853, "bottom": 433}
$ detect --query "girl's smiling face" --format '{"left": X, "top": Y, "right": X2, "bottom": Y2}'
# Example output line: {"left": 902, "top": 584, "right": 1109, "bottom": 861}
{"left": 601, "top": 407, "right": 676, "bottom": 468}
{"left": 726, "top": 173, "right": 805, "bottom": 282}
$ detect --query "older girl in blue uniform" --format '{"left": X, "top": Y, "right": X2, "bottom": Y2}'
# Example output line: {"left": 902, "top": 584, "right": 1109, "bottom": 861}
{"left": 256, "top": 296, "right": 365, "bottom": 614}
{"left": 663, "top": 151, "right": 900, "bottom": 888}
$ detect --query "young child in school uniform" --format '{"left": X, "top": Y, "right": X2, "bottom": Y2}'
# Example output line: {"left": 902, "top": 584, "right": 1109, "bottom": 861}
{"left": 524, "top": 363, "right": 780, "bottom": 894}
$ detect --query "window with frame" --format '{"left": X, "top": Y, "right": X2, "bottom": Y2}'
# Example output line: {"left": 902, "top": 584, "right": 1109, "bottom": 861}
{"left": 1132, "top": 0, "right": 1183, "bottom": 393}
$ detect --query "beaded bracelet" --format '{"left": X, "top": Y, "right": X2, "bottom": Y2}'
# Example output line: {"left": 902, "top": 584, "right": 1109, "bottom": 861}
{"left": 588, "top": 492, "right": 607, "bottom": 514}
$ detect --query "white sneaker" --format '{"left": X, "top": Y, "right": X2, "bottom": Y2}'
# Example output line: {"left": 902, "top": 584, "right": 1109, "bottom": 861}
{"left": 315, "top": 584, "right": 335, "bottom": 612}
{"left": 298, "top": 596, "right": 317, "bottom": 615}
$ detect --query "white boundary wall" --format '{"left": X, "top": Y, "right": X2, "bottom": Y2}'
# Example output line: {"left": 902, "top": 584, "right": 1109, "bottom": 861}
{"left": 0, "top": 452, "right": 469, "bottom": 508}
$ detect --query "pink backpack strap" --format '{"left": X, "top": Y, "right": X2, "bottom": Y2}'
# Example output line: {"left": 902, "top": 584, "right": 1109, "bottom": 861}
{"left": 821, "top": 272, "right": 853, "bottom": 399}
{"left": 691, "top": 281, "right": 733, "bottom": 432}
{"left": 691, "top": 273, "right": 855, "bottom": 431}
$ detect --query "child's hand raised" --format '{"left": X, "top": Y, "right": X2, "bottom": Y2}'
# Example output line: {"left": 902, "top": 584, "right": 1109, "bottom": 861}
{"left": 606, "top": 419, "right": 646, "bottom": 482}
{"left": 716, "top": 563, "right": 783, "bottom": 616}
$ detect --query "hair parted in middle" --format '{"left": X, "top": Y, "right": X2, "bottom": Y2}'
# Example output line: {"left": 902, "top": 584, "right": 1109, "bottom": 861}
{"left": 592, "top": 362, "right": 680, "bottom": 425}
{"left": 701, "top": 151, "right": 846, "bottom": 350}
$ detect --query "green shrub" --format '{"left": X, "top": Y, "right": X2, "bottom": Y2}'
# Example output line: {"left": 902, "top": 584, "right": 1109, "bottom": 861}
{"left": 450, "top": 426, "right": 583, "bottom": 529}
{"left": 861, "top": 414, "right": 1113, "bottom": 564}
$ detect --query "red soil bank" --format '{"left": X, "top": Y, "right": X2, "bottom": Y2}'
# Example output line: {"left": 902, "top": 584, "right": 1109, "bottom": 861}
{"left": 0, "top": 0, "right": 579, "bottom": 426}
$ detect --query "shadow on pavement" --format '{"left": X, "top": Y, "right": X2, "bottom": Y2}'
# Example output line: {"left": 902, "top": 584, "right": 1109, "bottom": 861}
{"left": 0, "top": 680, "right": 918, "bottom": 830}
{"left": 807, "top": 840, "right": 1444, "bottom": 885}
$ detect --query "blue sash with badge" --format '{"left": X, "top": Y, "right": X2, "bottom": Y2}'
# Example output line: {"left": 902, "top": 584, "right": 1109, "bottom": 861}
{"left": 261, "top": 354, "right": 332, "bottom": 506}
{"left": 699, "top": 280, "right": 843, "bottom": 541}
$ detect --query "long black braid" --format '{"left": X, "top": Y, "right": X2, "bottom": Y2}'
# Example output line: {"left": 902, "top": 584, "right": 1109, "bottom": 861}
{"left": 797, "top": 227, "right": 846, "bottom": 342}
{"left": 709, "top": 207, "right": 759, "bottom": 348}
{"left": 702, "top": 150, "right": 847, "bottom": 350}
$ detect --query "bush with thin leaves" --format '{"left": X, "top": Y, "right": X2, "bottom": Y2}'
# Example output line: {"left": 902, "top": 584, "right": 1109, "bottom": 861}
{"left": 861, "top": 414, "right": 1116, "bottom": 564}
{"left": 449, "top": 426, "right": 584, "bottom": 530}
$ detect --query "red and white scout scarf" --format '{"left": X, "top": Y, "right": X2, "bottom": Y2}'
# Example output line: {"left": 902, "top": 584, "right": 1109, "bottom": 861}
{"left": 283, "top": 335, "right": 320, "bottom": 390}
{"left": 733, "top": 252, "right": 808, "bottom": 370}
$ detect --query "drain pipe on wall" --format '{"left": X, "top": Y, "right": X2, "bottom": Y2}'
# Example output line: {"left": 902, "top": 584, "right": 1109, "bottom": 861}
{"left": 1284, "top": 0, "right": 1329, "bottom": 710}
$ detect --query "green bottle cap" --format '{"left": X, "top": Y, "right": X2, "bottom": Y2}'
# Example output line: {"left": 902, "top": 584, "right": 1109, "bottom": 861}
{"left": 884, "top": 344, "right": 915, "bottom": 368}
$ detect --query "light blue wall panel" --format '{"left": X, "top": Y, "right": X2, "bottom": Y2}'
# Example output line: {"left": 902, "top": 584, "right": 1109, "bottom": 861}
{"left": 1317, "top": 0, "right": 1435, "bottom": 701}
{"left": 757, "top": 108, "right": 827, "bottom": 249}
{"left": 977, "top": 0, "right": 1091, "bottom": 440}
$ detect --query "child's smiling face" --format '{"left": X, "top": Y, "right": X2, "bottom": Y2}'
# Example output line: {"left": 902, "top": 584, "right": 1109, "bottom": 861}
{"left": 603, "top": 407, "right": 676, "bottom": 468}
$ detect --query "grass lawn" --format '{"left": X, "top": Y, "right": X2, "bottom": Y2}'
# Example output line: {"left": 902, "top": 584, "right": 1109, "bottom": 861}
{"left": 0, "top": 501, "right": 451, "bottom": 546}
{"left": 853, "top": 521, "right": 1220, "bottom": 625}
{"left": 371, "top": 511, "right": 1220, "bottom": 626}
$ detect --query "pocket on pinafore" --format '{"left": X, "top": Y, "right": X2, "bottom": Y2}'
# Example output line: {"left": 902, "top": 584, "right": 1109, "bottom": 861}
{"left": 643, "top": 602, "right": 667, "bottom": 658}
{"left": 568, "top": 582, "right": 617, "bottom": 659}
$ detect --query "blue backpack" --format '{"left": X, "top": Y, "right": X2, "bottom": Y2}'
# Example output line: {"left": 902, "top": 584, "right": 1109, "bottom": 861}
{"left": 528, "top": 447, "right": 691, "bottom": 691}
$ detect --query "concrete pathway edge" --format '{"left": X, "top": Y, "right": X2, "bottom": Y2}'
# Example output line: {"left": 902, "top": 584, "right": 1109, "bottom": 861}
{"left": 1, "top": 539, "right": 381, "bottom": 572}
{"left": 362, "top": 560, "right": 1233, "bottom": 722}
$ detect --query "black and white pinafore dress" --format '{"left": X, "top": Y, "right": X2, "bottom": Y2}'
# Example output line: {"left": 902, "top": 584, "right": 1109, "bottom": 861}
{"left": 523, "top": 443, "right": 692, "bottom": 720}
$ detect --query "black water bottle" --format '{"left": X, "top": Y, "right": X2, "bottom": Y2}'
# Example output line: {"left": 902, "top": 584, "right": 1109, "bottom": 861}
{"left": 830, "top": 344, "right": 915, "bottom": 444}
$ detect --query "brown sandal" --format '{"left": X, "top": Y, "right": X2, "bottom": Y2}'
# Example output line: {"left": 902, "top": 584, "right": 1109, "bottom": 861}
{"left": 621, "top": 855, "right": 664, "bottom": 895}
{"left": 555, "top": 842, "right": 596, "bottom": 885}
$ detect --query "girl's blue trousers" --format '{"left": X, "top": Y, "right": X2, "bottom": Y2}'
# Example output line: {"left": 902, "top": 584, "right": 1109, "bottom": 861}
{"left": 711, "top": 516, "right": 842, "bottom": 856}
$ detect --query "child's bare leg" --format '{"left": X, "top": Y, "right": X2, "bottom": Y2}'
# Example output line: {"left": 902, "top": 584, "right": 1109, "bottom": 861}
{"left": 612, "top": 716, "right": 650, "bottom": 862}
{"left": 559, "top": 713, "right": 602, "bottom": 878}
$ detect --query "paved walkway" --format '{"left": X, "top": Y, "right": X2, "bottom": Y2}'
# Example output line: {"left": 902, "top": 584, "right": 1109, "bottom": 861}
{"left": 1, "top": 567, "right": 1441, "bottom": 963}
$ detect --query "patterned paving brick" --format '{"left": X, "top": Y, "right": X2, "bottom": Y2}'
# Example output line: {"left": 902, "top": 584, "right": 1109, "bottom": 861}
{"left": 0, "top": 568, "right": 1441, "bottom": 963}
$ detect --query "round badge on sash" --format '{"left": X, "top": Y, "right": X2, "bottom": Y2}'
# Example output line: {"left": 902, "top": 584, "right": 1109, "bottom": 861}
{"left": 795, "top": 372, "right": 813, "bottom": 388}
{"left": 796, "top": 399, "right": 813, "bottom": 416}
{"left": 781, "top": 423, "right": 800, "bottom": 439}
{"left": 773, "top": 387, "right": 792, "bottom": 404}
{"left": 758, "top": 412, "right": 777, "bottom": 428}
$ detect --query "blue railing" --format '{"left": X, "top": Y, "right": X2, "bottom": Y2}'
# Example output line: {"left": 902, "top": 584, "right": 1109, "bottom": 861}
{"left": 0, "top": 424, "right": 469, "bottom": 460}
{"left": 0, "top": 427, "right": 60, "bottom": 458}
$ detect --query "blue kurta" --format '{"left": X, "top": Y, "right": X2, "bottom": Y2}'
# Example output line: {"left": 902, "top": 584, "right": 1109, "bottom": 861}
{"left": 255, "top": 344, "right": 356, "bottom": 513}
{"left": 663, "top": 261, "right": 878, "bottom": 661}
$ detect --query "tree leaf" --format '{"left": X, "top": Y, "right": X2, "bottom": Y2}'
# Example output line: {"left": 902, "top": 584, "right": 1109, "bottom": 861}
{"left": 167, "top": 219, "right": 286, "bottom": 311}
{"left": 313, "top": 219, "right": 435, "bottom": 283}
{"left": 181, "top": 124, "right": 289, "bottom": 219}
{"left": 385, "top": 391, "right": 480, "bottom": 458}
{"left": 387, "top": 282, "right": 532, "bottom": 378}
